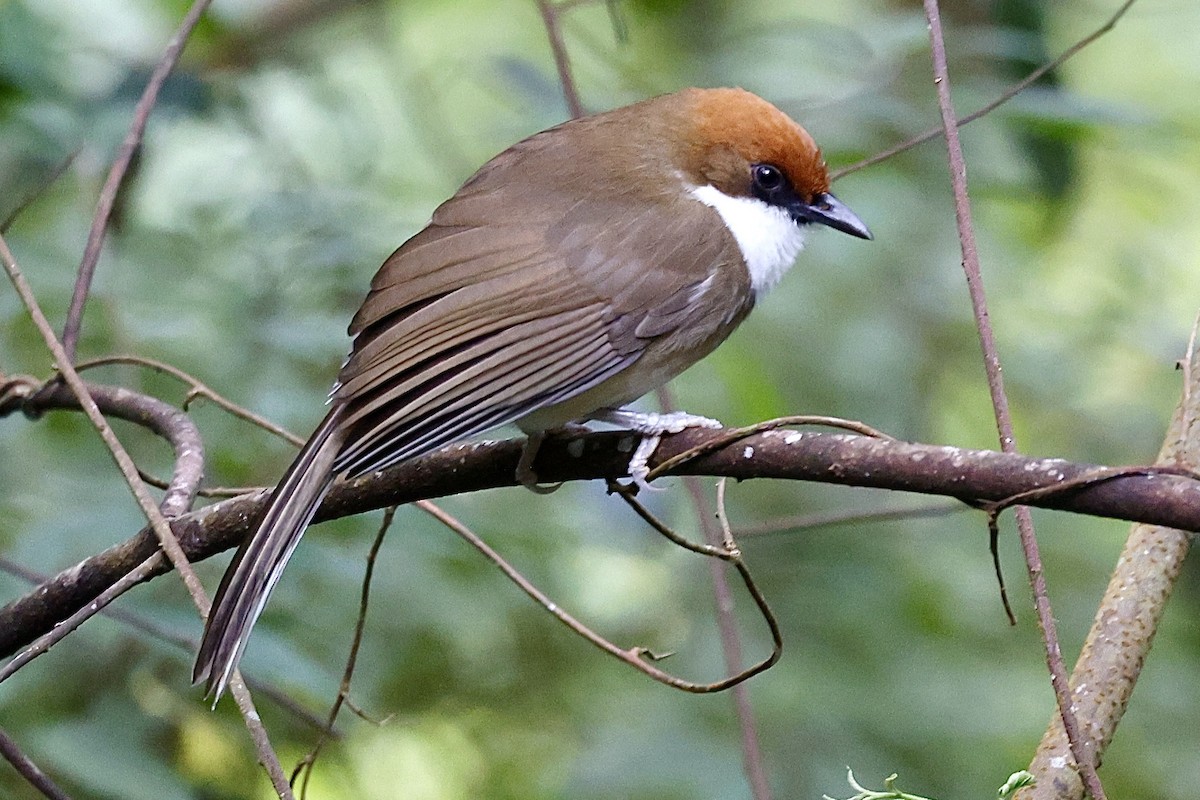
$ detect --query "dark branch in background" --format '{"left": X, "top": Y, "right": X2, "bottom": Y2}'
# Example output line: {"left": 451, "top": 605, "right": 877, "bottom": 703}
{"left": 0, "top": 150, "right": 80, "bottom": 235}
{"left": 74, "top": 354, "right": 306, "bottom": 447}
{"left": 4, "top": 424, "right": 1200, "bottom": 658}
{"left": 920, "top": 3, "right": 1106, "bottom": 798}
{"left": 0, "top": 554, "right": 164, "bottom": 684}
{"left": 734, "top": 501, "right": 965, "bottom": 538}
{"left": 831, "top": 0, "right": 1137, "bottom": 180}
{"left": 60, "top": 0, "right": 215, "bottom": 361}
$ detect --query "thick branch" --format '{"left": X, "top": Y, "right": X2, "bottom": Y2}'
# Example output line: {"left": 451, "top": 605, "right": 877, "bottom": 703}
{"left": 1018, "top": 346, "right": 1200, "bottom": 799}
{"left": 2, "top": 427, "right": 1199, "bottom": 657}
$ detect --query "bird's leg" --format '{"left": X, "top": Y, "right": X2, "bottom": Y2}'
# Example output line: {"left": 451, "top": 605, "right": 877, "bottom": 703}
{"left": 516, "top": 425, "right": 588, "bottom": 494}
{"left": 590, "top": 408, "right": 723, "bottom": 491}
{"left": 517, "top": 431, "right": 563, "bottom": 494}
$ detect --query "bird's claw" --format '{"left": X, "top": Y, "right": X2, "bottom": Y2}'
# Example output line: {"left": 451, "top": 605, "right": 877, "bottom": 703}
{"left": 624, "top": 434, "right": 665, "bottom": 493}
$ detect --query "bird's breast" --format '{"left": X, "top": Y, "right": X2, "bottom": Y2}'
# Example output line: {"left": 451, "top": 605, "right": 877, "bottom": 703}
{"left": 688, "top": 185, "right": 806, "bottom": 296}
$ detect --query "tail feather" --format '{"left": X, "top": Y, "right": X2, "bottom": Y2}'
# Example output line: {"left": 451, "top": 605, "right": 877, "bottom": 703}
{"left": 193, "top": 406, "right": 345, "bottom": 700}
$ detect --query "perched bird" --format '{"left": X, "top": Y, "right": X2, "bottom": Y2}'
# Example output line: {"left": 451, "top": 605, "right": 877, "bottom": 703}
{"left": 194, "top": 87, "right": 871, "bottom": 700}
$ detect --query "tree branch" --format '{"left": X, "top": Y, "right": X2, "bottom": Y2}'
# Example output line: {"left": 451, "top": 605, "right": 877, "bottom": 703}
{"left": 922, "top": 1, "right": 1104, "bottom": 795}
{"left": 2, "top": 424, "right": 1199, "bottom": 658}
{"left": 7, "top": 379, "right": 206, "bottom": 519}
{"left": 1017, "top": 328, "right": 1200, "bottom": 800}
{"left": 0, "top": 726, "right": 73, "bottom": 800}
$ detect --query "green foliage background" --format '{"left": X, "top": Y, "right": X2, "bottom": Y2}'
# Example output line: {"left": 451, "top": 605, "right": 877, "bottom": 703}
{"left": 1, "top": 0, "right": 1198, "bottom": 797}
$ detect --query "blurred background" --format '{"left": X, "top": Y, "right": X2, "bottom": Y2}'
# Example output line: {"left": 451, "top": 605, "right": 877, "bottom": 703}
{"left": 1, "top": 0, "right": 1198, "bottom": 797}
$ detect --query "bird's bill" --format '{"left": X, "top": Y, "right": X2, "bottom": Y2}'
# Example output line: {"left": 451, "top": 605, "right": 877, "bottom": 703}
{"left": 792, "top": 192, "right": 872, "bottom": 240}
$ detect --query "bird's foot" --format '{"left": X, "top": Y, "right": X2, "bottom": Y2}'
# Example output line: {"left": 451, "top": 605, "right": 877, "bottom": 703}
{"left": 591, "top": 409, "right": 723, "bottom": 492}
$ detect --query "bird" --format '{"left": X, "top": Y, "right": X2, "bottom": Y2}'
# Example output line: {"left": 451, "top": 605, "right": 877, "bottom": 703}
{"left": 194, "top": 87, "right": 871, "bottom": 700}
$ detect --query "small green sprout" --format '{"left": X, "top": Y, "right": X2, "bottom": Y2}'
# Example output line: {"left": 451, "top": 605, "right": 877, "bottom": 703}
{"left": 997, "top": 770, "right": 1036, "bottom": 799}
{"left": 823, "top": 769, "right": 938, "bottom": 800}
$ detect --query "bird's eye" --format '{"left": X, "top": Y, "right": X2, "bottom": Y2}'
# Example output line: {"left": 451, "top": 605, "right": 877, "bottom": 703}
{"left": 752, "top": 164, "right": 785, "bottom": 192}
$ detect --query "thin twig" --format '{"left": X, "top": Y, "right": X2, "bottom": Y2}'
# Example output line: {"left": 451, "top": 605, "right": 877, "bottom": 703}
{"left": 74, "top": 354, "right": 304, "bottom": 446}
{"left": 647, "top": 414, "right": 892, "bottom": 482}
{"left": 294, "top": 507, "right": 398, "bottom": 797}
{"left": 136, "top": 468, "right": 262, "bottom": 499}
{"left": 609, "top": 472, "right": 791, "bottom": 699}
{"left": 0, "top": 727, "right": 74, "bottom": 800}
{"left": 535, "top": 0, "right": 584, "bottom": 118}
{"left": 74, "top": 352, "right": 307, "bottom": 496}
{"left": 656, "top": 388, "right": 773, "bottom": 800}
{"left": 921, "top": 4, "right": 1106, "bottom": 799}
{"left": 989, "top": 519, "right": 1019, "bottom": 627}
{"left": 607, "top": 481, "right": 733, "bottom": 559}
{"left": 61, "top": 0, "right": 215, "bottom": 361}
{"left": 420, "top": 499, "right": 779, "bottom": 692}
{"left": 831, "top": 0, "right": 1137, "bottom": 181}
{"left": 984, "top": 465, "right": 1200, "bottom": 515}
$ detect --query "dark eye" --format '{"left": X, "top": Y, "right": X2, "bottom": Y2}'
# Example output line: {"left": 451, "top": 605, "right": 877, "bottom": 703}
{"left": 752, "top": 164, "right": 785, "bottom": 192}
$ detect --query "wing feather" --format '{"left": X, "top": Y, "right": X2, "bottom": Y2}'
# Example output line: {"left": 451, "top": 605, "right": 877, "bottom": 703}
{"left": 338, "top": 263, "right": 583, "bottom": 399}
{"left": 340, "top": 302, "right": 602, "bottom": 430}
{"left": 333, "top": 303, "right": 632, "bottom": 476}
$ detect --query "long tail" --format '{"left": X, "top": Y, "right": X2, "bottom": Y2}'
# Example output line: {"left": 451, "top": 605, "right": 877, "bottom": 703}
{"left": 193, "top": 406, "right": 346, "bottom": 700}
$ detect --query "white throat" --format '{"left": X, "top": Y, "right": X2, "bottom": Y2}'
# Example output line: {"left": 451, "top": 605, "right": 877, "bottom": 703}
{"left": 690, "top": 184, "right": 807, "bottom": 296}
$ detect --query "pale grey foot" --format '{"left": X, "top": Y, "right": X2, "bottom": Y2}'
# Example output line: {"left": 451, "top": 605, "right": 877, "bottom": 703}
{"left": 590, "top": 408, "right": 723, "bottom": 491}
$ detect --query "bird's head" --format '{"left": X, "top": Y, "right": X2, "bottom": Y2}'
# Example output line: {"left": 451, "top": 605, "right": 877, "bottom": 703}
{"left": 653, "top": 88, "right": 872, "bottom": 293}
{"left": 677, "top": 87, "right": 871, "bottom": 240}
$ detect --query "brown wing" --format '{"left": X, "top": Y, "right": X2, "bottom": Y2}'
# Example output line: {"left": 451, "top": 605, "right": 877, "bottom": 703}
{"left": 330, "top": 120, "right": 749, "bottom": 478}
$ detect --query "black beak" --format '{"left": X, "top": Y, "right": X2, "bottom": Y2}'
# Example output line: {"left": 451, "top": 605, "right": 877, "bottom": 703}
{"left": 792, "top": 192, "right": 872, "bottom": 240}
